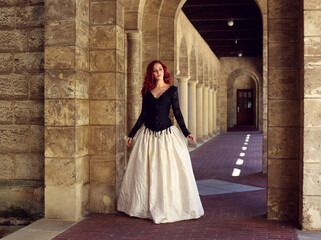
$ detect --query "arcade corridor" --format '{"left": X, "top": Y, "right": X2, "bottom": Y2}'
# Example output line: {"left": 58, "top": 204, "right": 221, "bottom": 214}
{"left": 50, "top": 132, "right": 298, "bottom": 240}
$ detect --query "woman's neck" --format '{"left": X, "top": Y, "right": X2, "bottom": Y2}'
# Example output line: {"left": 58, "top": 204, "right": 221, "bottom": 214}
{"left": 155, "top": 80, "right": 166, "bottom": 88}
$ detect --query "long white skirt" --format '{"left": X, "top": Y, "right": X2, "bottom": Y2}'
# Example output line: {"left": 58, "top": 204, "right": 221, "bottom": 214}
{"left": 117, "top": 126, "right": 204, "bottom": 224}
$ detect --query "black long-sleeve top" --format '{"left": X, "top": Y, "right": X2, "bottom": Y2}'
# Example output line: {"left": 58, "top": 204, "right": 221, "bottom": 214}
{"left": 128, "top": 85, "right": 190, "bottom": 138}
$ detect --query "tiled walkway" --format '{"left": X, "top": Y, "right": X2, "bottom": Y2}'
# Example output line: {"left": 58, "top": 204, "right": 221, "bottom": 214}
{"left": 52, "top": 132, "right": 299, "bottom": 240}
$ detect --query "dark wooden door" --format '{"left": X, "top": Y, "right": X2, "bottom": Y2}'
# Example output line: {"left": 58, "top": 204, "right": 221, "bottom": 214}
{"left": 237, "top": 89, "right": 253, "bottom": 125}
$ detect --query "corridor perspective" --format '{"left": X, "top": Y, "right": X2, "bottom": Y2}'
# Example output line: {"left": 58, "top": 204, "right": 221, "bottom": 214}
{"left": 2, "top": 0, "right": 321, "bottom": 237}
{"left": 51, "top": 132, "right": 298, "bottom": 240}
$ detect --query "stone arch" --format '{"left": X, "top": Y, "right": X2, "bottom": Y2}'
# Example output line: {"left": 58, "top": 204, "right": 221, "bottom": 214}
{"left": 227, "top": 68, "right": 260, "bottom": 130}
{"left": 124, "top": 0, "right": 146, "bottom": 31}
{"left": 178, "top": 36, "right": 189, "bottom": 76}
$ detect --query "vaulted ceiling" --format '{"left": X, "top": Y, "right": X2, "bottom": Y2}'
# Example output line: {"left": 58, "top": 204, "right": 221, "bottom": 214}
{"left": 182, "top": 0, "right": 263, "bottom": 58}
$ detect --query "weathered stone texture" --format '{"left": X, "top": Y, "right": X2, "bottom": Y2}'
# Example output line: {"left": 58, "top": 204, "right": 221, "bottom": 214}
{"left": 0, "top": 8, "right": 14, "bottom": 28}
{"left": 268, "top": 100, "right": 300, "bottom": 126}
{"left": 268, "top": 159, "right": 299, "bottom": 188}
{"left": 268, "top": 127, "right": 299, "bottom": 159}
{"left": 90, "top": 159, "right": 115, "bottom": 184}
{"left": 269, "top": 19, "right": 298, "bottom": 42}
{"left": 90, "top": 73, "right": 116, "bottom": 99}
{"left": 304, "top": 68, "right": 321, "bottom": 98}
{"left": 46, "top": 0, "right": 76, "bottom": 21}
{"left": 304, "top": 99, "right": 321, "bottom": 127}
{"left": 269, "top": 43, "right": 299, "bottom": 60}
{"left": 45, "top": 71, "right": 76, "bottom": 99}
{"left": 0, "top": 0, "right": 28, "bottom": 6}
{"left": 304, "top": 37, "right": 321, "bottom": 56}
{"left": 45, "top": 47, "right": 75, "bottom": 70}
{"left": 0, "top": 126, "right": 29, "bottom": 152}
{"left": 30, "top": 125, "right": 44, "bottom": 152}
{"left": 14, "top": 101, "right": 44, "bottom": 124}
{"left": 303, "top": 164, "right": 321, "bottom": 196}
{"left": 0, "top": 101, "right": 13, "bottom": 124}
{"left": 304, "top": 0, "right": 321, "bottom": 10}
{"left": 75, "top": 100, "right": 89, "bottom": 126}
{"left": 268, "top": 188, "right": 298, "bottom": 220}
{"left": 0, "top": 30, "right": 28, "bottom": 52}
{"left": 0, "top": 53, "right": 13, "bottom": 73}
{"left": 90, "top": 126, "right": 116, "bottom": 155}
{"left": 14, "top": 52, "right": 44, "bottom": 72}
{"left": 90, "top": 1, "right": 116, "bottom": 25}
{"left": 45, "top": 100, "right": 75, "bottom": 126}
{"left": 268, "top": 70, "right": 299, "bottom": 99}
{"left": 28, "top": 28, "right": 44, "bottom": 51}
{"left": 0, "top": 154, "right": 14, "bottom": 179}
{"left": 75, "top": 126, "right": 89, "bottom": 157}
{"left": 89, "top": 183, "right": 115, "bottom": 213}
{"left": 45, "top": 19, "right": 76, "bottom": 46}
{"left": 304, "top": 129, "right": 321, "bottom": 163}
{"left": 15, "top": 154, "right": 44, "bottom": 180}
{"left": 45, "top": 158, "right": 76, "bottom": 187}
{"left": 30, "top": 73, "right": 44, "bottom": 100}
{"left": 45, "top": 186, "right": 81, "bottom": 220}
{"left": 304, "top": 11, "right": 321, "bottom": 36}
{"left": 90, "top": 50, "right": 116, "bottom": 72}
{"left": 268, "top": 0, "right": 300, "bottom": 18}
{"left": 76, "top": 71, "right": 89, "bottom": 99}
{"left": 16, "top": 6, "right": 45, "bottom": 27}
{"left": 90, "top": 100, "right": 117, "bottom": 125}
{"left": 45, "top": 127, "right": 75, "bottom": 158}
{"left": 0, "top": 74, "right": 28, "bottom": 100}
{"left": 302, "top": 196, "right": 321, "bottom": 230}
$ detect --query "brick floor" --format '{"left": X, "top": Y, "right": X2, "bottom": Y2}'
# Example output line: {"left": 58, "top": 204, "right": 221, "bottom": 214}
{"left": 53, "top": 131, "right": 298, "bottom": 240}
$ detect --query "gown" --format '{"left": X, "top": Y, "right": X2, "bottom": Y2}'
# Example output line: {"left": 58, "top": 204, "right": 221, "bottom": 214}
{"left": 117, "top": 85, "right": 204, "bottom": 224}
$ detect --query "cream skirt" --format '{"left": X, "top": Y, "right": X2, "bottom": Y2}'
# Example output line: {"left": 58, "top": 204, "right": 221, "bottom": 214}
{"left": 117, "top": 126, "right": 204, "bottom": 224}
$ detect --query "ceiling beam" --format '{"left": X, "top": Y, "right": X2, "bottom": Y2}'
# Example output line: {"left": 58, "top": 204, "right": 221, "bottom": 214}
{"left": 183, "top": 0, "right": 255, "bottom": 7}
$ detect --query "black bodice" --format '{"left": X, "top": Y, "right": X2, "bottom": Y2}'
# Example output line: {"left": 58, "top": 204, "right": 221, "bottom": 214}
{"left": 128, "top": 85, "right": 190, "bottom": 138}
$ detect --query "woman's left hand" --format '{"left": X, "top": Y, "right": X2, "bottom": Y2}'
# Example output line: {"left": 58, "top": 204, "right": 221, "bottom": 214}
{"left": 187, "top": 134, "right": 196, "bottom": 143}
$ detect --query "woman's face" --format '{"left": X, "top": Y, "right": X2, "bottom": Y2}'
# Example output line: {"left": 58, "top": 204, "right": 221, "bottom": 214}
{"left": 152, "top": 63, "right": 164, "bottom": 81}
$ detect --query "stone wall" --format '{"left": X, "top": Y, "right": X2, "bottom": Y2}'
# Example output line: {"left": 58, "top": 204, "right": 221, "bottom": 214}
{"left": 300, "top": 0, "right": 321, "bottom": 230}
{"left": 0, "top": 0, "right": 45, "bottom": 223}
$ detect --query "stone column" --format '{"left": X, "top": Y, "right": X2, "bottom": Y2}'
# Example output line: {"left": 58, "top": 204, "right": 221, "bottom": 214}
{"left": 300, "top": 0, "right": 321, "bottom": 230}
{"left": 188, "top": 80, "right": 197, "bottom": 146}
{"left": 177, "top": 75, "right": 189, "bottom": 128}
{"left": 89, "top": 0, "right": 125, "bottom": 214}
{"left": 203, "top": 85, "right": 209, "bottom": 140}
{"left": 126, "top": 31, "right": 142, "bottom": 162}
{"left": 208, "top": 88, "right": 213, "bottom": 137}
{"left": 44, "top": 0, "right": 90, "bottom": 220}
{"left": 213, "top": 91, "right": 217, "bottom": 134}
{"left": 196, "top": 83, "right": 204, "bottom": 143}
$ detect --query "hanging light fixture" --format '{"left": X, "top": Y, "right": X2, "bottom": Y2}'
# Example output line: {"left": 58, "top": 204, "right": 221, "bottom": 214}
{"left": 227, "top": 18, "right": 234, "bottom": 27}
{"left": 238, "top": 52, "right": 242, "bottom": 57}
{"left": 235, "top": 39, "right": 238, "bottom": 44}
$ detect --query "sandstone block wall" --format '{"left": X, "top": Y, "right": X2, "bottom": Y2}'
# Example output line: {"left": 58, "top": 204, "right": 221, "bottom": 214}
{"left": 300, "top": 0, "right": 321, "bottom": 230}
{"left": 0, "top": 0, "right": 44, "bottom": 223}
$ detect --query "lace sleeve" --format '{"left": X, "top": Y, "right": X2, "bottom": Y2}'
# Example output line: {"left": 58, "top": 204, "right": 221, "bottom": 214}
{"left": 171, "top": 87, "right": 190, "bottom": 137}
{"left": 128, "top": 96, "right": 146, "bottom": 138}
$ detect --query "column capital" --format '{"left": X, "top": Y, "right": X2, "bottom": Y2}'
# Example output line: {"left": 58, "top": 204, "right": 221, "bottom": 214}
{"left": 125, "top": 31, "right": 141, "bottom": 39}
{"left": 196, "top": 83, "right": 204, "bottom": 88}
{"left": 188, "top": 80, "right": 198, "bottom": 86}
{"left": 176, "top": 75, "right": 190, "bottom": 82}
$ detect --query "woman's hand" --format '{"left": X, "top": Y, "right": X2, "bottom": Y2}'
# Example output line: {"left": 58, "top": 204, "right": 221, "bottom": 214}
{"left": 126, "top": 137, "right": 133, "bottom": 147}
{"left": 187, "top": 134, "right": 196, "bottom": 143}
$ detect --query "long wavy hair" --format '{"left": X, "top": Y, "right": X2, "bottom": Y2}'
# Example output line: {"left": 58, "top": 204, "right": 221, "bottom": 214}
{"left": 141, "top": 60, "right": 172, "bottom": 95}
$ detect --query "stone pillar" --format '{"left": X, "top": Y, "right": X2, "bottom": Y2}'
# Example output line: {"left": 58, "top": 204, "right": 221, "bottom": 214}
{"left": 89, "top": 0, "right": 125, "bottom": 213}
{"left": 44, "top": 0, "right": 90, "bottom": 220}
{"left": 300, "top": 0, "right": 321, "bottom": 230}
{"left": 213, "top": 91, "right": 217, "bottom": 134}
{"left": 208, "top": 88, "right": 213, "bottom": 137}
{"left": 188, "top": 80, "right": 197, "bottom": 146}
{"left": 267, "top": 0, "right": 300, "bottom": 221}
{"left": 203, "top": 85, "right": 209, "bottom": 140}
{"left": 126, "top": 31, "right": 142, "bottom": 161}
{"left": 196, "top": 83, "right": 204, "bottom": 143}
{"left": 177, "top": 75, "right": 189, "bottom": 128}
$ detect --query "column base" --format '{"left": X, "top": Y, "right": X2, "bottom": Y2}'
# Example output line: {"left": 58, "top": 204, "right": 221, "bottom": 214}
{"left": 197, "top": 138, "right": 204, "bottom": 143}
{"left": 188, "top": 142, "right": 198, "bottom": 147}
{"left": 208, "top": 133, "right": 214, "bottom": 138}
{"left": 203, "top": 135, "right": 209, "bottom": 140}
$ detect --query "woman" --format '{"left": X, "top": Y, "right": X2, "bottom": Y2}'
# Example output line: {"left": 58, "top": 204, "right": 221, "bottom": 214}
{"left": 117, "top": 60, "right": 204, "bottom": 224}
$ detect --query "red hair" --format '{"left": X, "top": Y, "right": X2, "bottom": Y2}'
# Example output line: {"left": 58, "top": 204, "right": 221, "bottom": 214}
{"left": 141, "top": 60, "right": 172, "bottom": 95}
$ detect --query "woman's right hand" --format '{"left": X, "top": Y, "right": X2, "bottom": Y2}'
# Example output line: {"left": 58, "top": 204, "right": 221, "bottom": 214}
{"left": 126, "top": 137, "right": 133, "bottom": 147}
